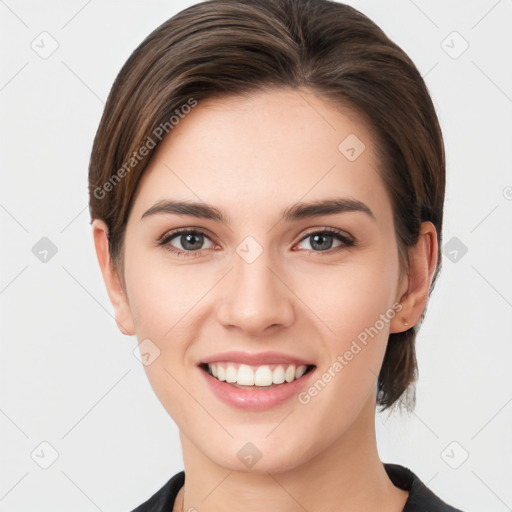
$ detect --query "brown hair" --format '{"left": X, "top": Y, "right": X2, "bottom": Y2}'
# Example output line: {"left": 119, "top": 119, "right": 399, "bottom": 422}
{"left": 88, "top": 0, "right": 445, "bottom": 411}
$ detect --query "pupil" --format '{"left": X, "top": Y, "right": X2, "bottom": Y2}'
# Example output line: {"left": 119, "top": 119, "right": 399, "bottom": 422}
{"left": 311, "top": 234, "right": 332, "bottom": 251}
{"left": 182, "top": 233, "right": 203, "bottom": 250}
{"left": 179, "top": 233, "right": 333, "bottom": 251}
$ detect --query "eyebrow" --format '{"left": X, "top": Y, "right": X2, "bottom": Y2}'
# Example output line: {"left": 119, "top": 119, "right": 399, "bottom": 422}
{"left": 140, "top": 197, "right": 376, "bottom": 223}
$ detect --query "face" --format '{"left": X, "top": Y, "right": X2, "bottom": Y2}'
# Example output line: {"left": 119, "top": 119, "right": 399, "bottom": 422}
{"left": 112, "top": 88, "right": 410, "bottom": 472}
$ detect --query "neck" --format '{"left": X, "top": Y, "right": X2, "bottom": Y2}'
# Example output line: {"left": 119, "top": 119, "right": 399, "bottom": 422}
{"left": 177, "top": 394, "right": 407, "bottom": 512}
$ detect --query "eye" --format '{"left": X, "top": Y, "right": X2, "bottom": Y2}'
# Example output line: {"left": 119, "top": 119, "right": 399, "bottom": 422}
{"left": 295, "top": 228, "right": 354, "bottom": 254}
{"left": 158, "top": 228, "right": 215, "bottom": 257}
{"left": 157, "top": 227, "right": 355, "bottom": 258}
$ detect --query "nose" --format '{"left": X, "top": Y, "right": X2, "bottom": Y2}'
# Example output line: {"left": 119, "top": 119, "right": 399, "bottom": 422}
{"left": 216, "top": 249, "right": 295, "bottom": 336}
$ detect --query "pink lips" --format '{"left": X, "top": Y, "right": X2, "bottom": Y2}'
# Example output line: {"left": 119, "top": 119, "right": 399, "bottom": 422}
{"left": 199, "top": 350, "right": 314, "bottom": 367}
{"left": 197, "top": 359, "right": 317, "bottom": 411}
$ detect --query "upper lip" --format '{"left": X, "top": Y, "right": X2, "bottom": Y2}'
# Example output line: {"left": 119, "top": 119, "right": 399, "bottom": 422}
{"left": 199, "top": 351, "right": 315, "bottom": 367}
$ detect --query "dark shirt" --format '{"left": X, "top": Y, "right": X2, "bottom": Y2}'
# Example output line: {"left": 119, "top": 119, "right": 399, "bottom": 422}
{"left": 131, "top": 463, "right": 464, "bottom": 511}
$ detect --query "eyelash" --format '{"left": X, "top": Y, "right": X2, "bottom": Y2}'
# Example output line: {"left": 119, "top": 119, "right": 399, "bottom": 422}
{"left": 157, "top": 227, "right": 355, "bottom": 258}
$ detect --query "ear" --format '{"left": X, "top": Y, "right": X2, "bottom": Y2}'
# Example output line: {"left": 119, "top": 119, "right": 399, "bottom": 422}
{"left": 390, "top": 221, "right": 438, "bottom": 333}
{"left": 92, "top": 219, "right": 136, "bottom": 336}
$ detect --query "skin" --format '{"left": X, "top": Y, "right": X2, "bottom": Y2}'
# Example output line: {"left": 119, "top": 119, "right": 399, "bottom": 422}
{"left": 93, "top": 87, "right": 438, "bottom": 512}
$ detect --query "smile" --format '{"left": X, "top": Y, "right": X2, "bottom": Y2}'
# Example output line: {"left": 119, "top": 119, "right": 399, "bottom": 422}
{"left": 202, "top": 362, "right": 316, "bottom": 388}
{"left": 197, "top": 360, "right": 318, "bottom": 410}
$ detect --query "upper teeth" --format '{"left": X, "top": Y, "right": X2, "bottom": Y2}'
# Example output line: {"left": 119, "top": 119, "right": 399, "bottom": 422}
{"left": 208, "top": 362, "right": 309, "bottom": 386}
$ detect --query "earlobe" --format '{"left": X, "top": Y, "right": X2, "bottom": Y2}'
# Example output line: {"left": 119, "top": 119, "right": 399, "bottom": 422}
{"left": 390, "top": 221, "right": 438, "bottom": 334}
{"left": 91, "top": 219, "right": 136, "bottom": 336}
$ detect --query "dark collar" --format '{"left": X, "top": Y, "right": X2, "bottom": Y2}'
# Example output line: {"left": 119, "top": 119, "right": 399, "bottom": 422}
{"left": 131, "top": 464, "right": 463, "bottom": 511}
{"left": 384, "top": 463, "right": 463, "bottom": 511}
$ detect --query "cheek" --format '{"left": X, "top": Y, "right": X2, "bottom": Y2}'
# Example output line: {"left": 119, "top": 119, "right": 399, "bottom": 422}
{"left": 123, "top": 253, "right": 206, "bottom": 422}
{"left": 125, "top": 234, "right": 400, "bottom": 358}
{"left": 304, "top": 247, "right": 400, "bottom": 389}
{"left": 124, "top": 247, "right": 210, "bottom": 338}
{"left": 124, "top": 251, "right": 213, "bottom": 404}
{"left": 310, "top": 250, "right": 398, "bottom": 334}
{"left": 293, "top": 260, "right": 399, "bottom": 425}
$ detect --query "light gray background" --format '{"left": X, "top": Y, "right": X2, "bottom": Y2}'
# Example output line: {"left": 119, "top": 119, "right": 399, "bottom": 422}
{"left": 1, "top": 0, "right": 511, "bottom": 511}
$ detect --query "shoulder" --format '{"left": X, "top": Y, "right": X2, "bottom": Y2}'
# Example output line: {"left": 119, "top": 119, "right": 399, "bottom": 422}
{"left": 129, "top": 471, "right": 184, "bottom": 512}
{"left": 384, "top": 463, "right": 465, "bottom": 511}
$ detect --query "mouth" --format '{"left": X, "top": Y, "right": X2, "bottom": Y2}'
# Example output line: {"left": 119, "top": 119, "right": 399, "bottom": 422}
{"left": 198, "top": 362, "right": 317, "bottom": 389}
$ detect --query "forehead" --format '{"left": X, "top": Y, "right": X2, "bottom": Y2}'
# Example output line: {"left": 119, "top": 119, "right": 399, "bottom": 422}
{"left": 129, "top": 87, "right": 392, "bottom": 227}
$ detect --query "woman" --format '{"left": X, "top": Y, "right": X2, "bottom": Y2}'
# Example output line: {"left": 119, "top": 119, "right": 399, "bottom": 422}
{"left": 88, "top": 0, "right": 463, "bottom": 510}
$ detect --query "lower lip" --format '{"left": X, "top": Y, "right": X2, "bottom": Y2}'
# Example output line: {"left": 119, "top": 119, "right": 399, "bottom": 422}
{"left": 198, "top": 365, "right": 316, "bottom": 411}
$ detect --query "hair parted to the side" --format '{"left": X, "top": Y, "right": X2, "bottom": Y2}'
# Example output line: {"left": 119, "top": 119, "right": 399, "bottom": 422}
{"left": 88, "top": 0, "right": 445, "bottom": 411}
